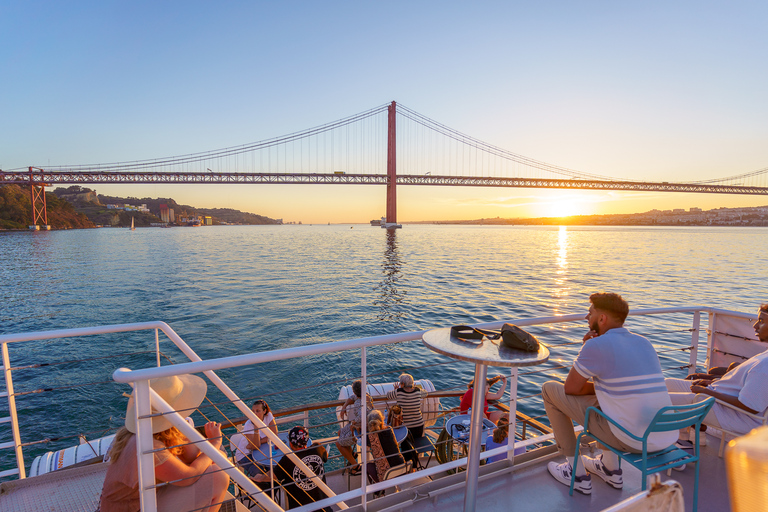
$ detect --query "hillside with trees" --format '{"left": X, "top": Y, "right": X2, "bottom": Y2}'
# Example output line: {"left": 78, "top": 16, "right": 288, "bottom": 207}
{"left": 0, "top": 185, "right": 94, "bottom": 229}
{"left": 1, "top": 185, "right": 282, "bottom": 229}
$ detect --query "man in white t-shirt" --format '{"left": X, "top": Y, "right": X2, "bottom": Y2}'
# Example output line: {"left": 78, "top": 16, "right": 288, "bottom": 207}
{"left": 665, "top": 304, "right": 768, "bottom": 437}
{"left": 542, "top": 293, "right": 677, "bottom": 495}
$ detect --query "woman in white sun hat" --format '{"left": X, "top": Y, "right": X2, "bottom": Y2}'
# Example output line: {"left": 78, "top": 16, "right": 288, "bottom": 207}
{"left": 98, "top": 374, "right": 230, "bottom": 512}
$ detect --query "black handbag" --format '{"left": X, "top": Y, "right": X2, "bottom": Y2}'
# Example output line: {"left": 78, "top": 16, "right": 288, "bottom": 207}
{"left": 500, "top": 323, "right": 540, "bottom": 352}
{"left": 450, "top": 324, "right": 540, "bottom": 352}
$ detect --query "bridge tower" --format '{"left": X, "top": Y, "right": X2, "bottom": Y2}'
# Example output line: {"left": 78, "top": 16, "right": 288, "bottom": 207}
{"left": 28, "top": 167, "right": 51, "bottom": 231}
{"left": 386, "top": 101, "right": 397, "bottom": 224}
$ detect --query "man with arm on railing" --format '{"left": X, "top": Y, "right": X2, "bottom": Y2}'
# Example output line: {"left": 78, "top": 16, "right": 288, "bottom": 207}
{"left": 665, "top": 303, "right": 768, "bottom": 441}
{"left": 541, "top": 293, "right": 677, "bottom": 495}
{"left": 253, "top": 426, "right": 332, "bottom": 512}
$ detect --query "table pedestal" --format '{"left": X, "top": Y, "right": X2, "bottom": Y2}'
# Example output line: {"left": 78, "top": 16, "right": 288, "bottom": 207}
{"left": 463, "top": 363, "right": 487, "bottom": 512}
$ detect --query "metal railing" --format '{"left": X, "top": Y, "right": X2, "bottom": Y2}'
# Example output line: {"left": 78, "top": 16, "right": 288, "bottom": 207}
{"left": 0, "top": 306, "right": 759, "bottom": 511}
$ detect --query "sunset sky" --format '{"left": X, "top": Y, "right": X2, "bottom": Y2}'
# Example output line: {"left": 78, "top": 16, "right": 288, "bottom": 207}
{"left": 2, "top": 2, "right": 767, "bottom": 223}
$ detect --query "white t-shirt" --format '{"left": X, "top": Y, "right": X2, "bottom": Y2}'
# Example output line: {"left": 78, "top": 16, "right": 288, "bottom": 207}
{"left": 235, "top": 412, "right": 275, "bottom": 461}
{"left": 710, "top": 350, "right": 768, "bottom": 433}
{"left": 573, "top": 327, "right": 678, "bottom": 452}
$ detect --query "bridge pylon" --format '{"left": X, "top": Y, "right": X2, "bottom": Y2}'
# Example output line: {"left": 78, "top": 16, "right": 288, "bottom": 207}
{"left": 28, "top": 167, "right": 50, "bottom": 231}
{"left": 386, "top": 101, "right": 397, "bottom": 225}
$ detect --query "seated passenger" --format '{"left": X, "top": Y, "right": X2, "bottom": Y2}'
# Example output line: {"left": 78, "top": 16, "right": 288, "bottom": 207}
{"left": 336, "top": 380, "right": 374, "bottom": 475}
{"left": 98, "top": 374, "right": 230, "bottom": 512}
{"left": 484, "top": 416, "right": 525, "bottom": 463}
{"left": 541, "top": 293, "right": 677, "bottom": 495}
{"left": 366, "top": 410, "right": 406, "bottom": 483}
{"left": 234, "top": 399, "right": 278, "bottom": 477}
{"left": 459, "top": 374, "right": 508, "bottom": 423}
{"left": 386, "top": 373, "right": 429, "bottom": 468}
{"left": 254, "top": 426, "right": 332, "bottom": 512}
{"left": 665, "top": 303, "right": 768, "bottom": 440}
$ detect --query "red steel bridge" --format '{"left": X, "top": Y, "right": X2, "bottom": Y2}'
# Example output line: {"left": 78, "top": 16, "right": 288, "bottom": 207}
{"left": 3, "top": 101, "right": 768, "bottom": 227}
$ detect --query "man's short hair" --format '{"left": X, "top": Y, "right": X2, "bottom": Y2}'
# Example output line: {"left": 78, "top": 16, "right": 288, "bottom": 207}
{"left": 760, "top": 303, "right": 768, "bottom": 314}
{"left": 589, "top": 292, "right": 629, "bottom": 323}
{"left": 352, "top": 380, "right": 362, "bottom": 398}
{"left": 399, "top": 373, "right": 414, "bottom": 388}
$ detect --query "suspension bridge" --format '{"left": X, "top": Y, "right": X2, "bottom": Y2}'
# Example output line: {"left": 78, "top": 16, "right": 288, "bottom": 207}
{"left": 3, "top": 101, "right": 768, "bottom": 228}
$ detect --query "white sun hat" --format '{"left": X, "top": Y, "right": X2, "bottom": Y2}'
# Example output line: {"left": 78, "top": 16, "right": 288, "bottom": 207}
{"left": 124, "top": 374, "right": 207, "bottom": 434}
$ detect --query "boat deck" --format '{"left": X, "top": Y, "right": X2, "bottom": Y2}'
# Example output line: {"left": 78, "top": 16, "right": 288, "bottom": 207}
{"left": 323, "top": 431, "right": 730, "bottom": 512}
{"left": 0, "top": 421, "right": 733, "bottom": 512}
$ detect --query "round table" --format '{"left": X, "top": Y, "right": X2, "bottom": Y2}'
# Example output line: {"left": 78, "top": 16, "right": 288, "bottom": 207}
{"left": 445, "top": 414, "right": 495, "bottom": 444}
{"left": 423, "top": 327, "right": 549, "bottom": 512}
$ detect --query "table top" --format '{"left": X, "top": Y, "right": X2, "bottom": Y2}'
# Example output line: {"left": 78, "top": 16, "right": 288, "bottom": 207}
{"left": 392, "top": 425, "right": 408, "bottom": 444}
{"left": 445, "top": 414, "right": 496, "bottom": 443}
{"left": 422, "top": 327, "right": 550, "bottom": 367}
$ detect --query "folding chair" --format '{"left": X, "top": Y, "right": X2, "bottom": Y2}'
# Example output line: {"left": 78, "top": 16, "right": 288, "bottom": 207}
{"left": 570, "top": 398, "right": 715, "bottom": 512}
{"left": 411, "top": 435, "right": 435, "bottom": 470}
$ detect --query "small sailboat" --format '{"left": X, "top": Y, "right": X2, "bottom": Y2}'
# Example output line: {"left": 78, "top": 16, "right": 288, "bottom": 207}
{"left": 130, "top": 217, "right": 135, "bottom": 230}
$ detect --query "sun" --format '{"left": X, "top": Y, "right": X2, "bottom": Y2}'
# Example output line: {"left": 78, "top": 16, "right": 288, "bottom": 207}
{"left": 541, "top": 194, "right": 589, "bottom": 218}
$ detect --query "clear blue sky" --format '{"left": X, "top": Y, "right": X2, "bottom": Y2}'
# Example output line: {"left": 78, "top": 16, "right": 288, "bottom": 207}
{"left": 2, "top": 1, "right": 767, "bottom": 222}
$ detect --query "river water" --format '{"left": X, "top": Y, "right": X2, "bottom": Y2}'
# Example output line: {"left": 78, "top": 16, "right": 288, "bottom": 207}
{"left": 1, "top": 224, "right": 767, "bottom": 472}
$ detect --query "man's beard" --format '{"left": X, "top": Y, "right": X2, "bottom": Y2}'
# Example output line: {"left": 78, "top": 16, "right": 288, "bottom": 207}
{"left": 590, "top": 319, "right": 599, "bottom": 333}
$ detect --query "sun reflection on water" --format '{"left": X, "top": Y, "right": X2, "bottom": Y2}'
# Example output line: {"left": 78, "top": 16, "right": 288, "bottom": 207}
{"left": 551, "top": 226, "right": 570, "bottom": 313}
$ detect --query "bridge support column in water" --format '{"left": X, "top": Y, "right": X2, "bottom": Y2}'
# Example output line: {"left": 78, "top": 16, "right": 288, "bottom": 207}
{"left": 28, "top": 167, "right": 50, "bottom": 231}
{"left": 386, "top": 101, "right": 397, "bottom": 224}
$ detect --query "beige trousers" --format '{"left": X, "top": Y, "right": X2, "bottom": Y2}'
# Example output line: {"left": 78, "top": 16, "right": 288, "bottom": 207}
{"left": 541, "top": 381, "right": 640, "bottom": 458}
{"left": 664, "top": 378, "right": 722, "bottom": 428}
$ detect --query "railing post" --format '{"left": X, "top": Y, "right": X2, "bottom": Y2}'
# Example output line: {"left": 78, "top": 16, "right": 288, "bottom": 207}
{"left": 134, "top": 379, "right": 158, "bottom": 512}
{"left": 706, "top": 311, "right": 717, "bottom": 370}
{"left": 1, "top": 342, "right": 25, "bottom": 479}
{"left": 360, "top": 347, "right": 368, "bottom": 510}
{"left": 688, "top": 311, "right": 701, "bottom": 376}
{"left": 507, "top": 367, "right": 518, "bottom": 462}
{"left": 154, "top": 329, "right": 160, "bottom": 367}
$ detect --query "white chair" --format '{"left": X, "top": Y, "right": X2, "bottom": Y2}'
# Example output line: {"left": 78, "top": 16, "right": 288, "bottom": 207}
{"left": 707, "top": 400, "right": 768, "bottom": 457}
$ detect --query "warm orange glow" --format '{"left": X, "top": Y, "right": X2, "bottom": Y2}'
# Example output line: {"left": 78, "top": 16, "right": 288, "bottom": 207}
{"left": 539, "top": 193, "right": 591, "bottom": 218}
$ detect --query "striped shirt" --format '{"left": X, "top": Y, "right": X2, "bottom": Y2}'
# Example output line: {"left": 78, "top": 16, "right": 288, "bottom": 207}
{"left": 573, "top": 327, "right": 677, "bottom": 452}
{"left": 387, "top": 387, "right": 428, "bottom": 428}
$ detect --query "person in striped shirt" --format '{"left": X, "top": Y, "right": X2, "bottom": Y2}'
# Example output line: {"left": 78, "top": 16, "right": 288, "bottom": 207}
{"left": 541, "top": 293, "right": 676, "bottom": 495}
{"left": 387, "top": 373, "right": 429, "bottom": 468}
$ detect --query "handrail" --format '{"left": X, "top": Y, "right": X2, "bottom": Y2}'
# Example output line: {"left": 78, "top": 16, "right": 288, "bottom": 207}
{"left": 108, "top": 307, "right": 726, "bottom": 384}
{"left": 1, "top": 305, "right": 759, "bottom": 512}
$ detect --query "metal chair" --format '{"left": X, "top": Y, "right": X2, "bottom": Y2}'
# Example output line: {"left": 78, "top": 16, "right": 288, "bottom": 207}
{"left": 707, "top": 399, "right": 768, "bottom": 457}
{"left": 411, "top": 435, "right": 435, "bottom": 470}
{"left": 570, "top": 398, "right": 715, "bottom": 512}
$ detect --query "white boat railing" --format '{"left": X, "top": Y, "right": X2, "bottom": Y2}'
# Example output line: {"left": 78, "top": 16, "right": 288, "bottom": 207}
{"left": 0, "top": 306, "right": 759, "bottom": 512}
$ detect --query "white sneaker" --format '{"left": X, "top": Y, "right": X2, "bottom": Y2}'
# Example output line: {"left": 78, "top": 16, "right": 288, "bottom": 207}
{"left": 547, "top": 461, "right": 592, "bottom": 495}
{"left": 582, "top": 454, "right": 623, "bottom": 489}
{"left": 672, "top": 463, "right": 686, "bottom": 472}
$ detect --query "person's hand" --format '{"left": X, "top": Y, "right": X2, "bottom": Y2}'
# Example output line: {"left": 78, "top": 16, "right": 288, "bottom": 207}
{"left": 393, "top": 381, "right": 400, "bottom": 390}
{"left": 340, "top": 408, "right": 347, "bottom": 419}
{"left": 691, "top": 379, "right": 711, "bottom": 387}
{"left": 690, "top": 384, "right": 709, "bottom": 394}
{"left": 583, "top": 330, "right": 599, "bottom": 342}
{"left": 204, "top": 421, "right": 222, "bottom": 450}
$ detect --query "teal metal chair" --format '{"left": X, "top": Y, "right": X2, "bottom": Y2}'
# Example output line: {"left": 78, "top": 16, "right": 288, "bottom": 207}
{"left": 569, "top": 398, "right": 715, "bottom": 512}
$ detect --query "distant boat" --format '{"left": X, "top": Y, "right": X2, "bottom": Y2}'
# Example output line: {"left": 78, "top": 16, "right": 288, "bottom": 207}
{"left": 370, "top": 216, "right": 385, "bottom": 226}
{"left": 130, "top": 217, "right": 135, "bottom": 230}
